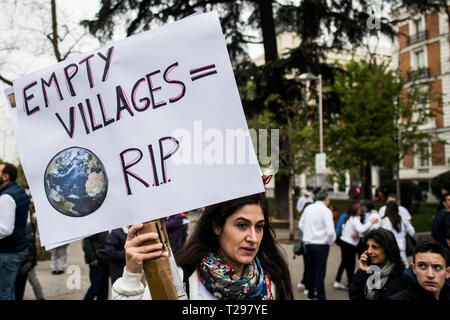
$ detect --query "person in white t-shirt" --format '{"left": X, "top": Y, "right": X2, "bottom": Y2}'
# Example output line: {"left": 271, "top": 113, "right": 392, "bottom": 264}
{"left": 298, "top": 189, "right": 336, "bottom": 300}
{"left": 296, "top": 190, "right": 313, "bottom": 214}
{"left": 360, "top": 201, "right": 381, "bottom": 234}
{"left": 378, "top": 194, "right": 411, "bottom": 224}
{"left": 381, "top": 201, "right": 415, "bottom": 266}
{"left": 333, "top": 201, "right": 379, "bottom": 289}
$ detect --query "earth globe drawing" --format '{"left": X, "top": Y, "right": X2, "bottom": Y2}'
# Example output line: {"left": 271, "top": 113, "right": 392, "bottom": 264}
{"left": 44, "top": 147, "right": 108, "bottom": 217}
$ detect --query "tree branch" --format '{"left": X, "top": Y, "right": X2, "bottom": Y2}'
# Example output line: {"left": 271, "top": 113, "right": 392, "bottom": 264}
{"left": 51, "top": 0, "right": 62, "bottom": 62}
{"left": 0, "top": 74, "right": 13, "bottom": 86}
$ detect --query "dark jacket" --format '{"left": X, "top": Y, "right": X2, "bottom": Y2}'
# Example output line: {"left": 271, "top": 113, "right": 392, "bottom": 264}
{"left": 0, "top": 182, "right": 30, "bottom": 253}
{"left": 389, "top": 266, "right": 450, "bottom": 300}
{"left": 18, "top": 220, "right": 37, "bottom": 276}
{"left": 165, "top": 214, "right": 186, "bottom": 254}
{"left": 105, "top": 228, "right": 127, "bottom": 284}
{"left": 348, "top": 265, "right": 406, "bottom": 300}
{"left": 431, "top": 208, "right": 450, "bottom": 247}
{"left": 82, "top": 232, "right": 109, "bottom": 265}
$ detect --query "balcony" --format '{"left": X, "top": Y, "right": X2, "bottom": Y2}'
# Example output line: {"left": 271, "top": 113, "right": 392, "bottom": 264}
{"left": 408, "top": 31, "right": 428, "bottom": 46}
{"left": 408, "top": 67, "right": 429, "bottom": 82}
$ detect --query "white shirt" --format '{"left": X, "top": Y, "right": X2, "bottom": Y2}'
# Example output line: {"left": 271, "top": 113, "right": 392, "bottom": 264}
{"left": 298, "top": 201, "right": 336, "bottom": 245}
{"left": 363, "top": 210, "right": 382, "bottom": 233}
{"left": 381, "top": 217, "right": 415, "bottom": 252}
{"left": 0, "top": 194, "right": 16, "bottom": 239}
{"left": 378, "top": 205, "right": 411, "bottom": 222}
{"left": 296, "top": 196, "right": 313, "bottom": 213}
{"left": 197, "top": 278, "right": 218, "bottom": 300}
{"left": 340, "top": 216, "right": 376, "bottom": 247}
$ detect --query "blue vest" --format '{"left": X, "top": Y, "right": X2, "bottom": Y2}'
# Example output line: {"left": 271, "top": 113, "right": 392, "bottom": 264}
{"left": 0, "top": 182, "right": 30, "bottom": 253}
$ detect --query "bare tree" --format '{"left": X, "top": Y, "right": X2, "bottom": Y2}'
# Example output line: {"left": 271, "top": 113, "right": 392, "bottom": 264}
{"left": 0, "top": 0, "right": 98, "bottom": 85}
{"left": 0, "top": 0, "right": 99, "bottom": 164}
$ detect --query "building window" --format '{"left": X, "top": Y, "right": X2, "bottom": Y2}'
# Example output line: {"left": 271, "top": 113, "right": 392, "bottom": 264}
{"left": 416, "top": 85, "right": 429, "bottom": 124}
{"left": 414, "top": 18, "right": 424, "bottom": 33}
{"left": 412, "top": 49, "right": 429, "bottom": 80}
{"left": 415, "top": 50, "right": 425, "bottom": 68}
{"left": 418, "top": 146, "right": 430, "bottom": 167}
{"left": 417, "top": 105, "right": 428, "bottom": 123}
{"left": 408, "top": 18, "right": 427, "bottom": 45}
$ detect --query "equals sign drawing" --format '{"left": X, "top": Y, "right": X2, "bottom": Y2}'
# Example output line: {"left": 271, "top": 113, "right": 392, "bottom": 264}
{"left": 190, "top": 64, "right": 217, "bottom": 81}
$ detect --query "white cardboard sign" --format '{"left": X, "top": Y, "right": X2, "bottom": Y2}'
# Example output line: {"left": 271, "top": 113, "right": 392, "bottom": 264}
{"left": 8, "top": 12, "right": 264, "bottom": 248}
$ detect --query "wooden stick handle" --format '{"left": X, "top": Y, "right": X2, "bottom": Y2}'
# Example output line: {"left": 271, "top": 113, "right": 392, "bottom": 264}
{"left": 8, "top": 92, "right": 16, "bottom": 108}
{"left": 136, "top": 219, "right": 178, "bottom": 300}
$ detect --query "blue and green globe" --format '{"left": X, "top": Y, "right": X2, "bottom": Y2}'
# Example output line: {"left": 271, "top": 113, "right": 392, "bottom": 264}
{"left": 44, "top": 147, "right": 108, "bottom": 217}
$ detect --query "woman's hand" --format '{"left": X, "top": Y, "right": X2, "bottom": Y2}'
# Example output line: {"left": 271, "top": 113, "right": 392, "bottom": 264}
{"left": 358, "top": 250, "right": 370, "bottom": 272}
{"left": 124, "top": 223, "right": 163, "bottom": 274}
{"left": 370, "top": 217, "right": 378, "bottom": 224}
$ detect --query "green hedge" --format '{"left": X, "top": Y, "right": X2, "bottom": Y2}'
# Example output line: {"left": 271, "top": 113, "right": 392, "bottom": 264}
{"left": 328, "top": 199, "right": 437, "bottom": 233}
{"left": 269, "top": 197, "right": 437, "bottom": 233}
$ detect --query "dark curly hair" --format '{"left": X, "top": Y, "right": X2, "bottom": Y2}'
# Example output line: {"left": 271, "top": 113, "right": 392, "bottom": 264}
{"left": 413, "top": 240, "right": 449, "bottom": 267}
{"left": 175, "top": 193, "right": 293, "bottom": 300}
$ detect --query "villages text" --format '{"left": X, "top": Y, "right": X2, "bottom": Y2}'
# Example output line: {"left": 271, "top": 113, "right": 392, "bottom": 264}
{"left": 20, "top": 45, "right": 186, "bottom": 139}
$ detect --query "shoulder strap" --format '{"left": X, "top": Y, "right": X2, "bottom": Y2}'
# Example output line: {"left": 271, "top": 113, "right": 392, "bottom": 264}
{"left": 182, "top": 266, "right": 190, "bottom": 299}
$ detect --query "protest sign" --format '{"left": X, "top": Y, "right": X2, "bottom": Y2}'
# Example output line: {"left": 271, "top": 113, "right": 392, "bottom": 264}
{"left": 8, "top": 12, "right": 264, "bottom": 248}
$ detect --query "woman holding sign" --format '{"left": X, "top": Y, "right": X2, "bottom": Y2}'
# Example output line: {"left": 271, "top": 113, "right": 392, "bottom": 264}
{"left": 112, "top": 193, "right": 293, "bottom": 300}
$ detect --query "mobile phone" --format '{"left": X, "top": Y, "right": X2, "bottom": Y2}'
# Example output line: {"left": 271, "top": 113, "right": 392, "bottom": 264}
{"left": 365, "top": 253, "right": 372, "bottom": 266}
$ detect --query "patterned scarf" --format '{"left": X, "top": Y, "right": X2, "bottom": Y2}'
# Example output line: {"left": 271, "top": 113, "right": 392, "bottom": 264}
{"left": 198, "top": 252, "right": 273, "bottom": 300}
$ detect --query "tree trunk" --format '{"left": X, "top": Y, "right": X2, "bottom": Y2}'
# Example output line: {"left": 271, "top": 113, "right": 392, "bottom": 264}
{"left": 258, "top": 0, "right": 292, "bottom": 219}
{"left": 274, "top": 174, "right": 290, "bottom": 219}
{"left": 360, "top": 163, "right": 373, "bottom": 200}
{"left": 396, "top": 159, "right": 401, "bottom": 205}
{"left": 288, "top": 174, "right": 295, "bottom": 240}
{"left": 257, "top": 0, "right": 278, "bottom": 62}
{"left": 51, "top": 0, "right": 62, "bottom": 62}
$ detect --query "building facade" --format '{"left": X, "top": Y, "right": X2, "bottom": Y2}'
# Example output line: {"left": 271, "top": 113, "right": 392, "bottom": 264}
{"left": 255, "top": 32, "right": 392, "bottom": 198}
{"left": 391, "top": 4, "right": 450, "bottom": 200}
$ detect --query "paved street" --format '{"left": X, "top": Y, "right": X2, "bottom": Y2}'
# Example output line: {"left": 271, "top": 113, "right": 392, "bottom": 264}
{"left": 278, "top": 228, "right": 349, "bottom": 300}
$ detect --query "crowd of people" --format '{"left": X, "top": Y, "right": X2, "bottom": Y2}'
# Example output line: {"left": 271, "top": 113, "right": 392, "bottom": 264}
{"left": 296, "top": 187, "right": 450, "bottom": 300}
{"left": 1, "top": 161, "right": 449, "bottom": 300}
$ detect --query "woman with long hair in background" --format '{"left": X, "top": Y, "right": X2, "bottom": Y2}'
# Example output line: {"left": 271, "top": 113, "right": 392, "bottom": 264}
{"left": 381, "top": 201, "right": 415, "bottom": 266}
